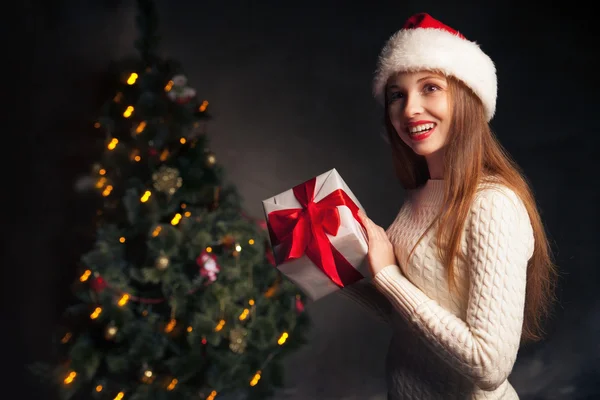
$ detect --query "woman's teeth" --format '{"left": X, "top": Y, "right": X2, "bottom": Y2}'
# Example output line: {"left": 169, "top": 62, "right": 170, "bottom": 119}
{"left": 408, "top": 123, "right": 435, "bottom": 135}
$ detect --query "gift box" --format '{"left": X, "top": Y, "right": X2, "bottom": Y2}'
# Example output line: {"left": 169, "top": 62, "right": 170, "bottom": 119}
{"left": 262, "top": 168, "right": 369, "bottom": 301}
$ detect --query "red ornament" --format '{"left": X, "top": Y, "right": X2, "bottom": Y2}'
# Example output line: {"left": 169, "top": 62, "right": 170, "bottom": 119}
{"left": 295, "top": 296, "right": 305, "bottom": 313}
{"left": 196, "top": 251, "right": 220, "bottom": 282}
{"left": 257, "top": 219, "right": 267, "bottom": 231}
{"left": 90, "top": 276, "right": 107, "bottom": 292}
{"left": 175, "top": 97, "right": 192, "bottom": 105}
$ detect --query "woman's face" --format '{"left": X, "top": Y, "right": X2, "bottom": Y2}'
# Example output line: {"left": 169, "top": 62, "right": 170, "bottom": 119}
{"left": 386, "top": 71, "right": 451, "bottom": 157}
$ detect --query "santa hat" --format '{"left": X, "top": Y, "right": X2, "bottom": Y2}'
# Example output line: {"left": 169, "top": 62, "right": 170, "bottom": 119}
{"left": 373, "top": 13, "right": 497, "bottom": 121}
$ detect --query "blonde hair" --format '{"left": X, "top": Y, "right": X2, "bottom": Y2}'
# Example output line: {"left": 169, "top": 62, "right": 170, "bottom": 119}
{"left": 384, "top": 74, "right": 559, "bottom": 343}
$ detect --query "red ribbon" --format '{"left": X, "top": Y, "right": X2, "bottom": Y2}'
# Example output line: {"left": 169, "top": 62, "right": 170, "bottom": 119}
{"left": 267, "top": 177, "right": 365, "bottom": 288}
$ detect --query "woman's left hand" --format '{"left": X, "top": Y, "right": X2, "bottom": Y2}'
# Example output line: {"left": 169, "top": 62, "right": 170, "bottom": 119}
{"left": 357, "top": 209, "right": 397, "bottom": 276}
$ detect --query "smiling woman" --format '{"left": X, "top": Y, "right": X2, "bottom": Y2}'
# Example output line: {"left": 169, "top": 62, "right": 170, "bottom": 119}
{"left": 385, "top": 71, "right": 451, "bottom": 178}
{"left": 340, "top": 12, "right": 559, "bottom": 400}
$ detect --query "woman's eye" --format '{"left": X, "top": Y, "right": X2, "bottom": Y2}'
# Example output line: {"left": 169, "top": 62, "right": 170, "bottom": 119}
{"left": 423, "top": 84, "right": 440, "bottom": 93}
{"left": 387, "top": 92, "right": 404, "bottom": 103}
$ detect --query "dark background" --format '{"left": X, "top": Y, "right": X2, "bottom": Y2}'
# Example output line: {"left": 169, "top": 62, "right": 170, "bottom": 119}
{"left": 7, "top": 0, "right": 599, "bottom": 399}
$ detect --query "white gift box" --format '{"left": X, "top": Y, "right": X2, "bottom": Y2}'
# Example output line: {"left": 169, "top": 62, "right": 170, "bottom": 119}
{"left": 262, "top": 169, "right": 369, "bottom": 301}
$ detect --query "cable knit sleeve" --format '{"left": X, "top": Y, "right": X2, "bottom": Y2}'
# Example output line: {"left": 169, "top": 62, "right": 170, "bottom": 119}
{"left": 337, "top": 280, "right": 392, "bottom": 324}
{"left": 372, "top": 187, "right": 534, "bottom": 391}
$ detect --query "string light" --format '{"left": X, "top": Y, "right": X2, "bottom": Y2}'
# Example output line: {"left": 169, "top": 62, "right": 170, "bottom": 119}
{"left": 96, "top": 177, "right": 107, "bottom": 189}
{"left": 123, "top": 106, "right": 134, "bottom": 118}
{"left": 90, "top": 307, "right": 102, "bottom": 319}
{"left": 142, "top": 369, "right": 154, "bottom": 384}
{"left": 80, "top": 269, "right": 92, "bottom": 282}
{"left": 130, "top": 149, "right": 141, "bottom": 162}
{"left": 102, "top": 185, "right": 113, "bottom": 197}
{"left": 264, "top": 285, "right": 277, "bottom": 298}
{"left": 61, "top": 332, "right": 72, "bottom": 344}
{"left": 239, "top": 308, "right": 250, "bottom": 321}
{"left": 187, "top": 326, "right": 193, "bottom": 333}
{"left": 99, "top": 168, "right": 106, "bottom": 175}
{"left": 140, "top": 191, "right": 151, "bottom": 203}
{"left": 107, "top": 138, "right": 118, "bottom": 150}
{"left": 277, "top": 332, "right": 289, "bottom": 345}
{"left": 160, "top": 149, "right": 170, "bottom": 161}
{"left": 94, "top": 122, "right": 101, "bottom": 128}
{"left": 199, "top": 100, "right": 209, "bottom": 112}
{"left": 235, "top": 244, "right": 242, "bottom": 252}
{"left": 119, "top": 237, "right": 126, "bottom": 243}
{"left": 105, "top": 326, "right": 118, "bottom": 339}
{"left": 152, "top": 226, "right": 162, "bottom": 237}
{"left": 166, "top": 378, "right": 178, "bottom": 391}
{"left": 248, "top": 239, "right": 255, "bottom": 245}
{"left": 249, "top": 371, "right": 261, "bottom": 386}
{"left": 206, "top": 390, "right": 218, "bottom": 400}
{"left": 206, "top": 153, "right": 216, "bottom": 165}
{"left": 206, "top": 247, "right": 213, "bottom": 253}
{"left": 171, "top": 213, "right": 182, "bottom": 226}
{"left": 164, "top": 319, "right": 176, "bottom": 333}
{"left": 179, "top": 137, "right": 186, "bottom": 144}
{"left": 184, "top": 211, "right": 191, "bottom": 217}
{"left": 118, "top": 294, "right": 129, "bottom": 307}
{"left": 127, "top": 72, "right": 138, "bottom": 85}
{"left": 64, "top": 371, "right": 76, "bottom": 385}
{"left": 214, "top": 319, "right": 225, "bottom": 332}
{"left": 165, "top": 80, "right": 174, "bottom": 91}
{"left": 95, "top": 385, "right": 103, "bottom": 392}
{"left": 114, "top": 392, "right": 124, "bottom": 400}
{"left": 135, "top": 121, "right": 146, "bottom": 134}
{"left": 249, "top": 299, "right": 255, "bottom": 306}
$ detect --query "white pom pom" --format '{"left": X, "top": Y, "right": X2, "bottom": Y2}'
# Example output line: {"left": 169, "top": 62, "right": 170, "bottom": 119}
{"left": 172, "top": 75, "right": 187, "bottom": 87}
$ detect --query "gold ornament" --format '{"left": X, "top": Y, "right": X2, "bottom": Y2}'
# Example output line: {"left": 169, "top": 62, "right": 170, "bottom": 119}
{"left": 221, "top": 234, "right": 236, "bottom": 247}
{"left": 229, "top": 327, "right": 248, "bottom": 354}
{"left": 156, "top": 252, "right": 170, "bottom": 270}
{"left": 152, "top": 166, "right": 182, "bottom": 195}
{"left": 105, "top": 323, "right": 118, "bottom": 340}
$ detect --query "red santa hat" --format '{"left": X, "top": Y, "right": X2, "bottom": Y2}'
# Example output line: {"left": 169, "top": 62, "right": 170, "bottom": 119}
{"left": 373, "top": 13, "right": 497, "bottom": 121}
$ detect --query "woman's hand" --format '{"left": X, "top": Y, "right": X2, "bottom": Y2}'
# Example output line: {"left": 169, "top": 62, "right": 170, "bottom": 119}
{"left": 357, "top": 209, "right": 397, "bottom": 276}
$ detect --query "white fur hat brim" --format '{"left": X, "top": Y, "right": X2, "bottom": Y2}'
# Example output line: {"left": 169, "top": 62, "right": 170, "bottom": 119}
{"left": 373, "top": 28, "right": 497, "bottom": 121}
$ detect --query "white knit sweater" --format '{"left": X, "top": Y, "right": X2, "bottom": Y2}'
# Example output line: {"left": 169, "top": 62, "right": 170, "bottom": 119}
{"left": 341, "top": 179, "right": 534, "bottom": 399}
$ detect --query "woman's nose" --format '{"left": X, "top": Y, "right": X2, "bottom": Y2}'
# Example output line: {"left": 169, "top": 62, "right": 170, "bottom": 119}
{"left": 403, "top": 94, "right": 424, "bottom": 118}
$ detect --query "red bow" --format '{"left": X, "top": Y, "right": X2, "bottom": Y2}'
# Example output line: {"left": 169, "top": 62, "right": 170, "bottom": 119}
{"left": 267, "top": 177, "right": 365, "bottom": 288}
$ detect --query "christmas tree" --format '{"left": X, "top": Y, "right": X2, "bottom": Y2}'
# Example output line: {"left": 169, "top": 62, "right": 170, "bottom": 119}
{"left": 31, "top": 1, "right": 310, "bottom": 399}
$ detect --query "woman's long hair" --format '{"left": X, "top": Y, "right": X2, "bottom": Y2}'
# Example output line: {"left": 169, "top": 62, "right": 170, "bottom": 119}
{"left": 384, "top": 74, "right": 559, "bottom": 344}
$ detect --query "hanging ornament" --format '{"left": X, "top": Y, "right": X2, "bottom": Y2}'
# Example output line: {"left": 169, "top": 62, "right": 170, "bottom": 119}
{"left": 167, "top": 75, "right": 196, "bottom": 104}
{"left": 295, "top": 295, "right": 305, "bottom": 313}
{"left": 221, "top": 234, "right": 236, "bottom": 247}
{"left": 228, "top": 327, "right": 248, "bottom": 354}
{"left": 156, "top": 251, "right": 170, "bottom": 270}
{"left": 152, "top": 166, "right": 183, "bottom": 195}
{"left": 90, "top": 274, "right": 108, "bottom": 293}
{"left": 148, "top": 147, "right": 159, "bottom": 157}
{"left": 104, "top": 322, "right": 118, "bottom": 340}
{"left": 196, "top": 251, "right": 220, "bottom": 282}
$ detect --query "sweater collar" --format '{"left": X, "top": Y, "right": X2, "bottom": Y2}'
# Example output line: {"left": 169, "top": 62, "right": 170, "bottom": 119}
{"left": 411, "top": 179, "right": 445, "bottom": 207}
